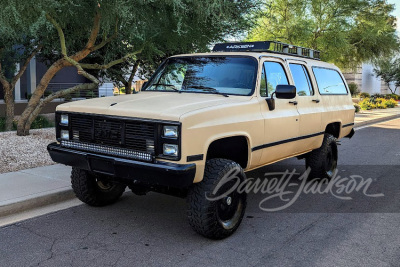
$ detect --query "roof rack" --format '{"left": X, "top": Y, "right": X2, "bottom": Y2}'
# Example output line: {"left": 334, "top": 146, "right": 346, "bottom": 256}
{"left": 212, "top": 41, "right": 321, "bottom": 60}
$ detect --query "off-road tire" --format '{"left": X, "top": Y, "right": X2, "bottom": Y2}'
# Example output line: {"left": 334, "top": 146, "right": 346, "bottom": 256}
{"left": 186, "top": 159, "right": 247, "bottom": 239}
{"left": 71, "top": 167, "right": 126, "bottom": 207}
{"left": 306, "top": 133, "right": 338, "bottom": 179}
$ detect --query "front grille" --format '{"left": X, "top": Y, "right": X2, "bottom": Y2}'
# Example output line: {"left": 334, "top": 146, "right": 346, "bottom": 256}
{"left": 64, "top": 114, "right": 156, "bottom": 161}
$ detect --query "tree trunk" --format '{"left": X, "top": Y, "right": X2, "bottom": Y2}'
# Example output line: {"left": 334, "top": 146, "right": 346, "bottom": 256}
{"left": 17, "top": 59, "right": 66, "bottom": 136}
{"left": 2, "top": 83, "right": 14, "bottom": 131}
{"left": 125, "top": 62, "right": 139, "bottom": 94}
{"left": 125, "top": 82, "right": 132, "bottom": 94}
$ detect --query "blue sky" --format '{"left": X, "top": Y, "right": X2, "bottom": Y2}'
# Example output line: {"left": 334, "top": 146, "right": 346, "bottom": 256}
{"left": 387, "top": 0, "right": 399, "bottom": 31}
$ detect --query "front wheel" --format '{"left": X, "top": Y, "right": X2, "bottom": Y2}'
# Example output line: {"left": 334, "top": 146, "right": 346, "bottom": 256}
{"left": 306, "top": 133, "right": 338, "bottom": 179}
{"left": 186, "top": 159, "right": 247, "bottom": 239}
{"left": 71, "top": 167, "right": 126, "bottom": 207}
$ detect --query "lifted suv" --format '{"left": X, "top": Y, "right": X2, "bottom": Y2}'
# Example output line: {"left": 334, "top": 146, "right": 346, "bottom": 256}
{"left": 48, "top": 41, "right": 355, "bottom": 239}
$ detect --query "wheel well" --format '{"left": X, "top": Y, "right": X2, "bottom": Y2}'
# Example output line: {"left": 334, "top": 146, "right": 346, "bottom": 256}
{"left": 325, "top": 122, "right": 341, "bottom": 138}
{"left": 206, "top": 136, "right": 249, "bottom": 169}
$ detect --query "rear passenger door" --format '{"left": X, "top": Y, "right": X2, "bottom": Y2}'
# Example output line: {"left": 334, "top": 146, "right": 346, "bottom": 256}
{"left": 288, "top": 61, "right": 324, "bottom": 152}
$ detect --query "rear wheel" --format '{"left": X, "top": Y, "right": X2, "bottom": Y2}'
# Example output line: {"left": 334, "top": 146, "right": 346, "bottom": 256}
{"left": 306, "top": 133, "right": 338, "bottom": 179}
{"left": 71, "top": 167, "right": 126, "bottom": 207}
{"left": 186, "top": 159, "right": 247, "bottom": 239}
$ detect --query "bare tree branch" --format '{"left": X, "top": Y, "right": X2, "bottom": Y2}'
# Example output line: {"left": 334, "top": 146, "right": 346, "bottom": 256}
{"left": 80, "top": 46, "right": 144, "bottom": 70}
{"left": 45, "top": 14, "right": 67, "bottom": 56}
{"left": 84, "top": 8, "right": 101, "bottom": 50}
{"left": 91, "top": 18, "right": 119, "bottom": 52}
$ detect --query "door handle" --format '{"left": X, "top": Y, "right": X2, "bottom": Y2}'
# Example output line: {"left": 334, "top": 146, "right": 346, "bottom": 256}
{"left": 289, "top": 101, "right": 298, "bottom": 105}
{"left": 312, "top": 99, "right": 320, "bottom": 103}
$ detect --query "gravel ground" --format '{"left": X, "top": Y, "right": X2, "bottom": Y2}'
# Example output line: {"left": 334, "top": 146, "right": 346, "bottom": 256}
{"left": 0, "top": 128, "right": 56, "bottom": 174}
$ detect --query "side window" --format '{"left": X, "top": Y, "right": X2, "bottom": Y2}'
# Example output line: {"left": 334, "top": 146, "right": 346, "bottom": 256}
{"left": 260, "top": 65, "right": 267, "bottom": 97}
{"left": 261, "top": 61, "right": 289, "bottom": 97}
{"left": 289, "top": 64, "right": 313, "bottom": 96}
{"left": 313, "top": 67, "right": 348, "bottom": 95}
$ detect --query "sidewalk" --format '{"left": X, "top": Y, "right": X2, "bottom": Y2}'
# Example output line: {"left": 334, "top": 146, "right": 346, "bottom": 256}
{"left": 354, "top": 106, "right": 400, "bottom": 127}
{"left": 1, "top": 106, "right": 399, "bottom": 222}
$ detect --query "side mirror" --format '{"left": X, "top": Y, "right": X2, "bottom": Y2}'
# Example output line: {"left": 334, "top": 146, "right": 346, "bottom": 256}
{"left": 265, "top": 84, "right": 296, "bottom": 111}
{"left": 275, "top": 84, "right": 296, "bottom": 99}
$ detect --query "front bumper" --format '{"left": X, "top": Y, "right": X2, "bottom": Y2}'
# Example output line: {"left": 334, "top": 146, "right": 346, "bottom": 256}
{"left": 47, "top": 143, "right": 196, "bottom": 188}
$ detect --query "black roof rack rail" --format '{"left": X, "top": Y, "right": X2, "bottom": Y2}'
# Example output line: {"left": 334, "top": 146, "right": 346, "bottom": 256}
{"left": 212, "top": 41, "right": 321, "bottom": 60}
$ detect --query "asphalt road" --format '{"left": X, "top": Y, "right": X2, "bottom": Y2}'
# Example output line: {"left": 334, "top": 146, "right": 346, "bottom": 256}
{"left": 1, "top": 119, "right": 400, "bottom": 267}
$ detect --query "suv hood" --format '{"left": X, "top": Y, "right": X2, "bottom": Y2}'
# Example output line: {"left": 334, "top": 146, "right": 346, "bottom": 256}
{"left": 57, "top": 91, "right": 251, "bottom": 121}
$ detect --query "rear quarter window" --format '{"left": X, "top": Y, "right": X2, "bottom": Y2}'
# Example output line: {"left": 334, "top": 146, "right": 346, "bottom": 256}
{"left": 312, "top": 67, "right": 348, "bottom": 95}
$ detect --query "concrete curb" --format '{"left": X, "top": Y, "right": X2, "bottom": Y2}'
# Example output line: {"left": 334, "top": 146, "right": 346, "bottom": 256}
{"left": 355, "top": 113, "right": 400, "bottom": 128}
{"left": 0, "top": 187, "right": 75, "bottom": 218}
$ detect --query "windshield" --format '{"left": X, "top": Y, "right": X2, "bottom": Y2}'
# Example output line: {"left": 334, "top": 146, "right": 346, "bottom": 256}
{"left": 144, "top": 56, "right": 258, "bottom": 96}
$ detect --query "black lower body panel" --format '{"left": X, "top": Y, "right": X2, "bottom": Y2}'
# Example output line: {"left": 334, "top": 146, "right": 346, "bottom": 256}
{"left": 47, "top": 143, "right": 196, "bottom": 188}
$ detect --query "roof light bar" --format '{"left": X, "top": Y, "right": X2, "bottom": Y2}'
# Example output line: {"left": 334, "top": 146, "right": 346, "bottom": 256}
{"left": 212, "top": 41, "right": 321, "bottom": 60}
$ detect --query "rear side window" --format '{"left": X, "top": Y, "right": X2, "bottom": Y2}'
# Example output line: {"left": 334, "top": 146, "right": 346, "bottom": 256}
{"left": 260, "top": 61, "right": 289, "bottom": 97}
{"left": 313, "top": 67, "right": 348, "bottom": 95}
{"left": 289, "top": 64, "right": 313, "bottom": 96}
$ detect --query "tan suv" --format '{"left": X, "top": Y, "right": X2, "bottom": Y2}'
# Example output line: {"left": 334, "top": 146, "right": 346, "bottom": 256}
{"left": 48, "top": 41, "right": 355, "bottom": 239}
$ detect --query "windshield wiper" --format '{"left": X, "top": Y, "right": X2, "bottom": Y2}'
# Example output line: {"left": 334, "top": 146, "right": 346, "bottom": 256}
{"left": 186, "top": 85, "right": 229, "bottom": 97}
{"left": 151, "top": 83, "right": 180, "bottom": 92}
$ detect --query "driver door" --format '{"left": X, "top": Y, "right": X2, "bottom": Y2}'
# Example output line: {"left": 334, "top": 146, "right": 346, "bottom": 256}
{"left": 257, "top": 58, "right": 301, "bottom": 165}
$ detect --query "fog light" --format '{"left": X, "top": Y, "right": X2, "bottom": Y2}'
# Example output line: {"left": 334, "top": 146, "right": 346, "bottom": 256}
{"left": 61, "top": 130, "right": 69, "bottom": 140}
{"left": 60, "top": 114, "right": 69, "bottom": 125}
{"left": 163, "top": 144, "right": 178, "bottom": 157}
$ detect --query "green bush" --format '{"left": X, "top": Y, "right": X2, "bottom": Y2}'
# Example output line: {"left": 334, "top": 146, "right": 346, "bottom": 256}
{"left": 385, "top": 94, "right": 399, "bottom": 100}
{"left": 86, "top": 91, "right": 96, "bottom": 98}
{"left": 0, "top": 117, "right": 5, "bottom": 131}
{"left": 354, "top": 103, "right": 361, "bottom": 113}
{"left": 43, "top": 90, "right": 52, "bottom": 97}
{"left": 0, "top": 117, "right": 18, "bottom": 131}
{"left": 64, "top": 94, "right": 72, "bottom": 101}
{"left": 385, "top": 98, "right": 397, "bottom": 108}
{"left": 360, "top": 92, "right": 370, "bottom": 98}
{"left": 376, "top": 102, "right": 387, "bottom": 109}
{"left": 358, "top": 98, "right": 376, "bottom": 110}
{"left": 371, "top": 93, "right": 385, "bottom": 98}
{"left": 30, "top": 115, "right": 54, "bottom": 129}
{"left": 73, "top": 91, "right": 81, "bottom": 98}
{"left": 348, "top": 83, "right": 359, "bottom": 96}
{"left": 0, "top": 115, "right": 53, "bottom": 132}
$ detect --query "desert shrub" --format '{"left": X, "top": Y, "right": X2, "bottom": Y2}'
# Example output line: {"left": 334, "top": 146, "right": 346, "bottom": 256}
{"left": 354, "top": 103, "right": 361, "bottom": 113}
{"left": 371, "top": 93, "right": 384, "bottom": 98}
{"left": 1, "top": 116, "right": 52, "bottom": 132}
{"left": 86, "top": 91, "right": 96, "bottom": 98}
{"left": 376, "top": 102, "right": 387, "bottom": 109}
{"left": 43, "top": 90, "right": 52, "bottom": 97}
{"left": 360, "top": 92, "right": 370, "bottom": 98}
{"left": 348, "top": 83, "right": 359, "bottom": 96}
{"left": 358, "top": 98, "right": 376, "bottom": 110}
{"left": 0, "top": 118, "right": 18, "bottom": 131}
{"left": 0, "top": 118, "right": 5, "bottom": 131}
{"left": 73, "top": 91, "right": 81, "bottom": 98}
{"left": 385, "top": 98, "right": 398, "bottom": 108}
{"left": 64, "top": 94, "right": 72, "bottom": 101}
{"left": 30, "top": 115, "right": 54, "bottom": 129}
{"left": 385, "top": 94, "right": 399, "bottom": 100}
